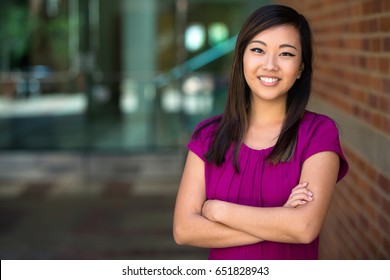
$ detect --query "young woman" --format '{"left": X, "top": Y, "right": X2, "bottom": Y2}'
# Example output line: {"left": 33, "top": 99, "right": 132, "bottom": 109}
{"left": 173, "top": 4, "right": 348, "bottom": 260}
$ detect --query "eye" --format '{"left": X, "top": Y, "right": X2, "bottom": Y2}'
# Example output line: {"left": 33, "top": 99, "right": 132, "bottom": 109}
{"left": 280, "top": 52, "right": 296, "bottom": 57}
{"left": 250, "top": 48, "right": 264, "bottom": 54}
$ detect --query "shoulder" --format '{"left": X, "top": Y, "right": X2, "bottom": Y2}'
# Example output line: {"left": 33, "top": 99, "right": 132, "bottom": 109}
{"left": 302, "top": 111, "right": 335, "bottom": 125}
{"left": 300, "top": 110, "right": 339, "bottom": 136}
{"left": 192, "top": 114, "right": 222, "bottom": 140}
{"left": 297, "top": 110, "right": 342, "bottom": 154}
{"left": 188, "top": 114, "right": 222, "bottom": 161}
{"left": 298, "top": 111, "right": 349, "bottom": 182}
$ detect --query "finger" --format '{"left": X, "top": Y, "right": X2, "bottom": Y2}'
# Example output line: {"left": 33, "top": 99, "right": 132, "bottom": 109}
{"left": 290, "top": 187, "right": 313, "bottom": 197}
{"left": 295, "top": 200, "right": 308, "bottom": 207}
{"left": 284, "top": 192, "right": 314, "bottom": 208}
{"left": 286, "top": 199, "right": 307, "bottom": 208}
{"left": 289, "top": 192, "right": 314, "bottom": 202}
{"left": 289, "top": 191, "right": 312, "bottom": 199}
{"left": 291, "top": 182, "right": 308, "bottom": 191}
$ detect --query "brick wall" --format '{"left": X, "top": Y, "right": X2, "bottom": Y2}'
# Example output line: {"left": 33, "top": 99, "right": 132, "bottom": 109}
{"left": 275, "top": 0, "right": 390, "bottom": 259}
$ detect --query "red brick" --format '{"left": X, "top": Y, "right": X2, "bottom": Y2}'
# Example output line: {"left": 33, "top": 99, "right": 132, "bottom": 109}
{"left": 364, "top": 160, "right": 379, "bottom": 182}
{"left": 364, "top": 194, "right": 377, "bottom": 221}
{"left": 378, "top": 173, "right": 390, "bottom": 194}
{"left": 379, "top": 17, "right": 390, "bottom": 32}
{"left": 378, "top": 214, "right": 390, "bottom": 234}
{"left": 370, "top": 0, "right": 382, "bottom": 14}
{"left": 382, "top": 0, "right": 390, "bottom": 12}
{"left": 362, "top": 38, "right": 370, "bottom": 50}
{"left": 367, "top": 93, "right": 378, "bottom": 108}
{"left": 369, "top": 76, "right": 383, "bottom": 92}
{"left": 369, "top": 223, "right": 382, "bottom": 242}
{"left": 381, "top": 195, "right": 390, "bottom": 219}
{"left": 378, "top": 96, "right": 390, "bottom": 113}
{"left": 383, "top": 38, "right": 390, "bottom": 52}
{"left": 383, "top": 78, "right": 390, "bottom": 95}
{"left": 383, "top": 117, "right": 390, "bottom": 134}
{"left": 351, "top": 2, "right": 363, "bottom": 16}
{"left": 369, "top": 112, "right": 382, "bottom": 130}
{"left": 370, "top": 38, "right": 381, "bottom": 51}
{"left": 349, "top": 89, "right": 366, "bottom": 103}
{"left": 362, "top": 1, "right": 371, "bottom": 13}
{"left": 383, "top": 237, "right": 390, "bottom": 259}
{"left": 378, "top": 58, "right": 389, "bottom": 73}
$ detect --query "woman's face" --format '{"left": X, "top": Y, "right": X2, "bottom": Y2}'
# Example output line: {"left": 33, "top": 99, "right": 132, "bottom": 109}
{"left": 243, "top": 24, "right": 303, "bottom": 104}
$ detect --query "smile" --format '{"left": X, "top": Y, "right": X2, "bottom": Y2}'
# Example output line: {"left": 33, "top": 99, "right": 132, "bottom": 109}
{"left": 259, "top": 76, "right": 280, "bottom": 85}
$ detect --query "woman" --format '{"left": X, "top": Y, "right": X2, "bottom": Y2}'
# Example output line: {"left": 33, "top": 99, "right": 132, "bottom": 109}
{"left": 173, "top": 4, "right": 348, "bottom": 260}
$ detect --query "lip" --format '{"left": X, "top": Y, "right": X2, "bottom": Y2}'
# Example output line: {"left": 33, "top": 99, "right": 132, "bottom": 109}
{"left": 259, "top": 76, "right": 280, "bottom": 86}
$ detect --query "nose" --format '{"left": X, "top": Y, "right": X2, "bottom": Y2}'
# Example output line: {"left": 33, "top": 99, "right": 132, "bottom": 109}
{"left": 262, "top": 54, "right": 279, "bottom": 71}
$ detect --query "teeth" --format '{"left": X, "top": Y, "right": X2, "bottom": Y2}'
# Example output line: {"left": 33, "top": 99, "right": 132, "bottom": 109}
{"left": 260, "top": 77, "right": 278, "bottom": 83}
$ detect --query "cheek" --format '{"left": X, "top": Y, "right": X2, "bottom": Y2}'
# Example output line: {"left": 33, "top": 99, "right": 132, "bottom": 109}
{"left": 283, "top": 62, "right": 301, "bottom": 79}
{"left": 243, "top": 60, "right": 252, "bottom": 80}
{"left": 243, "top": 57, "right": 258, "bottom": 78}
{"left": 243, "top": 57, "right": 249, "bottom": 72}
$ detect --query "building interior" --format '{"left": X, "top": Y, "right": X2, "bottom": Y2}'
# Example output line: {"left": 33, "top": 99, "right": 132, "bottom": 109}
{"left": 0, "top": 0, "right": 265, "bottom": 259}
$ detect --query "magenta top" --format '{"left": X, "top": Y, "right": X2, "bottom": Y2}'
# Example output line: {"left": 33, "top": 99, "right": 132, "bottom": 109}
{"left": 188, "top": 111, "right": 349, "bottom": 260}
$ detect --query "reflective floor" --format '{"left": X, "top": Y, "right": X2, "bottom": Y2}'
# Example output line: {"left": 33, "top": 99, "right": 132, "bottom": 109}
{"left": 0, "top": 152, "right": 208, "bottom": 260}
{"left": 0, "top": 92, "right": 213, "bottom": 260}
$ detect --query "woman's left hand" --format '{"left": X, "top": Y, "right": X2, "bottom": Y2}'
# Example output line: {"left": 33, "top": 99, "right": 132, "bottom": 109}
{"left": 284, "top": 182, "right": 313, "bottom": 208}
{"left": 203, "top": 181, "right": 314, "bottom": 223}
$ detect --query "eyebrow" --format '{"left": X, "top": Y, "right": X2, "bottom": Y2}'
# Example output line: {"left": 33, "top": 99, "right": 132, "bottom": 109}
{"left": 249, "top": 40, "right": 298, "bottom": 51}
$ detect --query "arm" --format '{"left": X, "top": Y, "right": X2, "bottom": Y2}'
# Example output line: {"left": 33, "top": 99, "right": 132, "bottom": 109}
{"left": 173, "top": 151, "right": 262, "bottom": 248}
{"left": 202, "top": 151, "right": 340, "bottom": 244}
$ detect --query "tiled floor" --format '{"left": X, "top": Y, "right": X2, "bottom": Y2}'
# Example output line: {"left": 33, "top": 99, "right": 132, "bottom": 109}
{"left": 0, "top": 152, "right": 208, "bottom": 260}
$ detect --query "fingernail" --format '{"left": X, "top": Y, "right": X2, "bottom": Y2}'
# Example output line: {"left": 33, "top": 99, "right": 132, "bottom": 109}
{"left": 309, "top": 191, "right": 313, "bottom": 196}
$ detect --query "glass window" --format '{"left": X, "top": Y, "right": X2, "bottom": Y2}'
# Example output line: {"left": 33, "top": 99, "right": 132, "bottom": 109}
{"left": 0, "top": 0, "right": 267, "bottom": 151}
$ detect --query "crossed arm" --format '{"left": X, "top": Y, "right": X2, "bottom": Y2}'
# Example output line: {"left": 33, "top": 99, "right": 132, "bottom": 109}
{"left": 173, "top": 150, "right": 340, "bottom": 248}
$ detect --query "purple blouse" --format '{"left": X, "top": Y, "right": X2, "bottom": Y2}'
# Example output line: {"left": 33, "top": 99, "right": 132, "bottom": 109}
{"left": 188, "top": 111, "right": 348, "bottom": 260}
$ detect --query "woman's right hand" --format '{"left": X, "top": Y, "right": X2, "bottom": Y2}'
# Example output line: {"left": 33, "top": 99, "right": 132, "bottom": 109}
{"left": 284, "top": 182, "right": 313, "bottom": 208}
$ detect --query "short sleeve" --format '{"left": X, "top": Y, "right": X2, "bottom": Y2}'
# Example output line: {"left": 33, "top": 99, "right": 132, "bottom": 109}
{"left": 187, "top": 116, "right": 220, "bottom": 162}
{"left": 302, "top": 115, "right": 349, "bottom": 182}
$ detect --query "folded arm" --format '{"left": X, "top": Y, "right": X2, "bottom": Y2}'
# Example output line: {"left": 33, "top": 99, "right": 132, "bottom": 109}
{"left": 202, "top": 151, "right": 340, "bottom": 244}
{"left": 173, "top": 151, "right": 262, "bottom": 248}
{"left": 173, "top": 150, "right": 317, "bottom": 248}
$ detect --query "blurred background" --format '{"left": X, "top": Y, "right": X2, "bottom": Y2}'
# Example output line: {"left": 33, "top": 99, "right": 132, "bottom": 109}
{"left": 0, "top": 0, "right": 388, "bottom": 259}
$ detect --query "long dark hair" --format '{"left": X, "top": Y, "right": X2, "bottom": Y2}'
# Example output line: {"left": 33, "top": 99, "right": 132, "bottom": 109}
{"left": 196, "top": 4, "right": 313, "bottom": 172}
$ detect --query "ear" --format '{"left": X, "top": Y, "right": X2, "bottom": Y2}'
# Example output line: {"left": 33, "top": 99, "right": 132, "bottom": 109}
{"left": 297, "top": 64, "right": 304, "bottom": 79}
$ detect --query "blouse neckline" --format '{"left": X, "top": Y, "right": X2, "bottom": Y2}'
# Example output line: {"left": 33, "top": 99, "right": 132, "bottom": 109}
{"left": 241, "top": 142, "right": 274, "bottom": 153}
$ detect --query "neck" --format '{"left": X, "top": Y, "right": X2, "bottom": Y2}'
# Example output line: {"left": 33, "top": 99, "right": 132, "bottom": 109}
{"left": 249, "top": 97, "right": 286, "bottom": 127}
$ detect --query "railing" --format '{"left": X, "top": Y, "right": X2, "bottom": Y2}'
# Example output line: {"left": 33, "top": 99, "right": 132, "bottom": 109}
{"left": 154, "top": 35, "right": 237, "bottom": 88}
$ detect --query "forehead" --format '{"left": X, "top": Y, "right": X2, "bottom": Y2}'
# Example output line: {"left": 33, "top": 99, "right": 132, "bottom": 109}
{"left": 249, "top": 25, "right": 301, "bottom": 47}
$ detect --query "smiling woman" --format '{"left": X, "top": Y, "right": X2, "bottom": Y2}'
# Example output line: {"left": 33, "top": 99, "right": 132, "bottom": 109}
{"left": 173, "top": 4, "right": 349, "bottom": 260}
{"left": 243, "top": 25, "right": 303, "bottom": 105}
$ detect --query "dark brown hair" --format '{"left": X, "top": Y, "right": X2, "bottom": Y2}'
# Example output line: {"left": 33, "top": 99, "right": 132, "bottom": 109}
{"left": 195, "top": 4, "right": 313, "bottom": 172}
